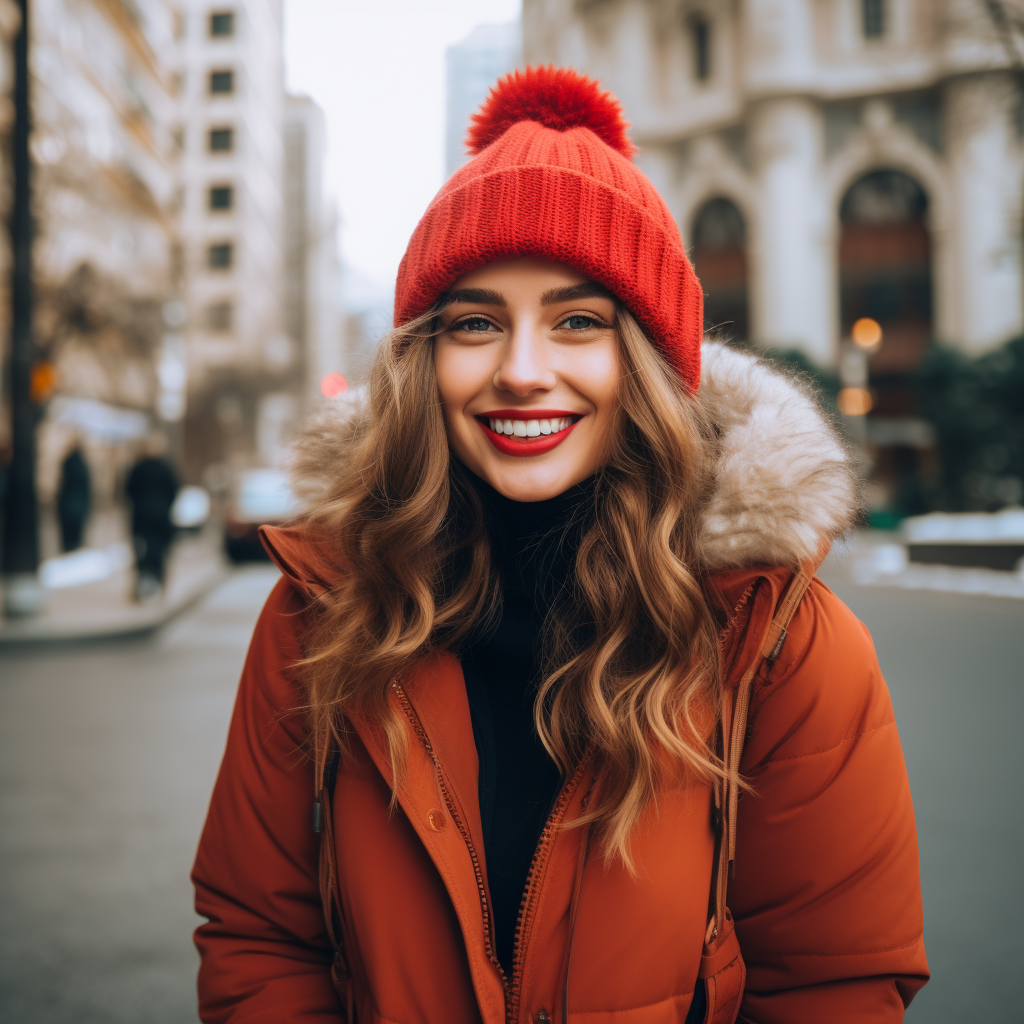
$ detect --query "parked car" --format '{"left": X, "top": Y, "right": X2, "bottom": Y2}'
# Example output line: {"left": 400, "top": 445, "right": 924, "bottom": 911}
{"left": 224, "top": 468, "right": 298, "bottom": 562}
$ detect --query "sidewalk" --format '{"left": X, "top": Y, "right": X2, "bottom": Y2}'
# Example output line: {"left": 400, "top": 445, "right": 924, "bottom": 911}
{"left": 0, "top": 530, "right": 231, "bottom": 645}
{"left": 820, "top": 530, "right": 1024, "bottom": 601}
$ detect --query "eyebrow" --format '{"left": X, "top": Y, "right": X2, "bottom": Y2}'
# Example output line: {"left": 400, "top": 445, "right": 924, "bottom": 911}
{"left": 540, "top": 282, "right": 614, "bottom": 305}
{"left": 441, "top": 281, "right": 614, "bottom": 310}
{"left": 442, "top": 288, "right": 506, "bottom": 307}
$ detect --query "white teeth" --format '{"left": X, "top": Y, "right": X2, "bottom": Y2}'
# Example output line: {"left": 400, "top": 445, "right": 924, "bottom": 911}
{"left": 485, "top": 415, "right": 577, "bottom": 436}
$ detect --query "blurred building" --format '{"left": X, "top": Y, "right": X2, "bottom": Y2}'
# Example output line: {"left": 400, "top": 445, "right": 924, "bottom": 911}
{"left": 445, "top": 21, "right": 521, "bottom": 177}
{"left": 524, "top": 0, "right": 1024, "bottom": 365}
{"left": 0, "top": 1, "right": 18, "bottom": 360}
{"left": 525, "top": 0, "right": 1024, "bottom": 514}
{"left": 283, "top": 94, "right": 344, "bottom": 420}
{"left": 171, "top": 0, "right": 290, "bottom": 481}
{"left": 23, "top": 0, "right": 179, "bottom": 511}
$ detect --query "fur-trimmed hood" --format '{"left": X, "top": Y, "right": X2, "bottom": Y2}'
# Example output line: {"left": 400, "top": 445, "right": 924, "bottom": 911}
{"left": 289, "top": 342, "right": 859, "bottom": 573}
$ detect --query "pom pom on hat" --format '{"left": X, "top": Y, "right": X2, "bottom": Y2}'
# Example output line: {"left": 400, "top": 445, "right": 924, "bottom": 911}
{"left": 466, "top": 65, "right": 637, "bottom": 159}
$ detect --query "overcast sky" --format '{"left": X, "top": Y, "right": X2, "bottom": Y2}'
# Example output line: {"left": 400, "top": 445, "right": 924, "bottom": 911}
{"left": 283, "top": 0, "right": 522, "bottom": 311}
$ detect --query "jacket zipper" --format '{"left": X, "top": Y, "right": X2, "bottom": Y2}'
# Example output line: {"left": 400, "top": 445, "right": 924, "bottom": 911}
{"left": 392, "top": 683, "right": 510, "bottom": 992}
{"left": 393, "top": 680, "right": 591, "bottom": 1024}
{"left": 506, "top": 755, "right": 590, "bottom": 1024}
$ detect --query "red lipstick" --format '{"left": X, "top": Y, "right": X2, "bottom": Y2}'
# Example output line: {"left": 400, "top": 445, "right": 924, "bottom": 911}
{"left": 476, "top": 410, "right": 582, "bottom": 458}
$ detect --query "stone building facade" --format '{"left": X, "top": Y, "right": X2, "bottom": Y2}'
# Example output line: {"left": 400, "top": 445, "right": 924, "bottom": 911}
{"left": 524, "top": 0, "right": 1024, "bottom": 368}
{"left": 26, "top": 0, "right": 180, "bottom": 509}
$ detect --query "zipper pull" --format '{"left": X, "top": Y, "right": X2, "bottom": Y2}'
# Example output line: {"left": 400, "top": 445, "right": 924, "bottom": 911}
{"left": 536, "top": 1011, "right": 551, "bottom": 1024}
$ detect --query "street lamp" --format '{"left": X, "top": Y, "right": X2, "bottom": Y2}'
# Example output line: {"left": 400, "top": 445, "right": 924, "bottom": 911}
{"left": 2, "top": 0, "right": 43, "bottom": 617}
{"left": 838, "top": 317, "right": 882, "bottom": 443}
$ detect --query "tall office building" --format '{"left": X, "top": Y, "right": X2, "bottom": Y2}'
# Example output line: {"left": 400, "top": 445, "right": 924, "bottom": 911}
{"left": 445, "top": 21, "right": 521, "bottom": 178}
{"left": 171, "top": 0, "right": 287, "bottom": 476}
{"left": 19, "top": 0, "right": 179, "bottom": 506}
{"left": 283, "top": 95, "right": 344, "bottom": 416}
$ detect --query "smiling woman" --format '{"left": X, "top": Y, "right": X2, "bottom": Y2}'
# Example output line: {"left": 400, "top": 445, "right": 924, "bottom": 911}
{"left": 192, "top": 68, "right": 928, "bottom": 1024}
{"left": 435, "top": 260, "right": 622, "bottom": 499}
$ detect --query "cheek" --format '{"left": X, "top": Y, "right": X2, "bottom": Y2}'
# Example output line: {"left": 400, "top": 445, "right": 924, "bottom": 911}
{"left": 568, "top": 342, "right": 623, "bottom": 418}
{"left": 434, "top": 344, "right": 491, "bottom": 410}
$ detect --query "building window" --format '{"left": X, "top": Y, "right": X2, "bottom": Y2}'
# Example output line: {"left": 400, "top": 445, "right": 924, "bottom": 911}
{"left": 170, "top": 242, "right": 184, "bottom": 285}
{"left": 862, "top": 0, "right": 885, "bottom": 38}
{"left": 209, "top": 69, "right": 234, "bottom": 95}
{"left": 208, "top": 242, "right": 233, "bottom": 269}
{"left": 205, "top": 301, "right": 233, "bottom": 331}
{"left": 691, "top": 16, "right": 711, "bottom": 81}
{"left": 209, "top": 184, "right": 233, "bottom": 210}
{"left": 208, "top": 127, "right": 233, "bottom": 152}
{"left": 690, "top": 197, "right": 748, "bottom": 343}
{"left": 210, "top": 10, "right": 234, "bottom": 37}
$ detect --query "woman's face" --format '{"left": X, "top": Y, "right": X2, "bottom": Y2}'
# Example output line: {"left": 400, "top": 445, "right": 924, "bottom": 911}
{"left": 434, "top": 258, "right": 623, "bottom": 502}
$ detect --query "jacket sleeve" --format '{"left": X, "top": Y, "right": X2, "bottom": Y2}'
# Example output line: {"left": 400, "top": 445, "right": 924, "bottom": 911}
{"left": 192, "top": 576, "right": 342, "bottom": 1023}
{"left": 731, "top": 580, "right": 929, "bottom": 1024}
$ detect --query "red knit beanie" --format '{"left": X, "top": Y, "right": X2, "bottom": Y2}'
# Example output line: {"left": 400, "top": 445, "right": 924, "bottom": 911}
{"left": 394, "top": 66, "right": 703, "bottom": 391}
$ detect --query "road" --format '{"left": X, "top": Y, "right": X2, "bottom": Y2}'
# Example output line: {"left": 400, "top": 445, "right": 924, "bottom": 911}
{"left": 818, "top": 572, "right": 1024, "bottom": 1024}
{"left": 0, "top": 565, "right": 1021, "bottom": 1023}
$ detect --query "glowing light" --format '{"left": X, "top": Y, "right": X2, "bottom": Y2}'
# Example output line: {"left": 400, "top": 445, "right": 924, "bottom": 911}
{"left": 837, "top": 387, "right": 873, "bottom": 416}
{"left": 320, "top": 372, "right": 348, "bottom": 398}
{"left": 30, "top": 361, "right": 57, "bottom": 402}
{"left": 851, "top": 317, "right": 883, "bottom": 349}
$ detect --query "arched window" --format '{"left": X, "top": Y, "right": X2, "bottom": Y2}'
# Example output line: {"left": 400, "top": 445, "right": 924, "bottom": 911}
{"left": 690, "top": 197, "right": 748, "bottom": 343}
{"left": 839, "top": 169, "right": 932, "bottom": 516}
{"left": 839, "top": 169, "right": 931, "bottom": 388}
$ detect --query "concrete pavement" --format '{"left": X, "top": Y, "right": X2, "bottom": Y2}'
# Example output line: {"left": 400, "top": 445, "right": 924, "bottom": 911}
{"left": 0, "top": 531, "right": 229, "bottom": 645}
{"left": 819, "top": 564, "right": 1024, "bottom": 1023}
{"left": 0, "top": 562, "right": 1021, "bottom": 1022}
{"left": 0, "top": 567, "right": 280, "bottom": 1024}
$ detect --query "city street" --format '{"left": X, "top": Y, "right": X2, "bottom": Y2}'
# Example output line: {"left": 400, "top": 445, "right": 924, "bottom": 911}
{"left": 1, "top": 564, "right": 1021, "bottom": 1023}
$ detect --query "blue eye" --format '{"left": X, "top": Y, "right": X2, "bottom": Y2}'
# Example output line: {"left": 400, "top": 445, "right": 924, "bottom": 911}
{"left": 563, "top": 315, "right": 598, "bottom": 330}
{"left": 455, "top": 317, "right": 494, "bottom": 333}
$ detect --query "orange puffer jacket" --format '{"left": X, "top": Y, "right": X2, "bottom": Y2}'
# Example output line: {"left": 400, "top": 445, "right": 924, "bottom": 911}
{"left": 192, "top": 344, "right": 929, "bottom": 1023}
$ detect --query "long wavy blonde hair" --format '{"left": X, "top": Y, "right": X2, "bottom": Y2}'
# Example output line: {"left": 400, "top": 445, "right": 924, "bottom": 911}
{"left": 299, "top": 305, "right": 723, "bottom": 864}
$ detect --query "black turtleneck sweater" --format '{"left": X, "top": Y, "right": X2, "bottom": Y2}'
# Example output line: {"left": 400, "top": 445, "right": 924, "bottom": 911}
{"left": 459, "top": 473, "right": 593, "bottom": 976}
{"left": 457, "top": 472, "right": 709, "bottom": 1024}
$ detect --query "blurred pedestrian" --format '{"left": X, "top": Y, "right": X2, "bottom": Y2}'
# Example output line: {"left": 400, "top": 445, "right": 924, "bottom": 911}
{"left": 193, "top": 69, "right": 928, "bottom": 1023}
{"left": 126, "top": 432, "right": 178, "bottom": 601}
{"left": 56, "top": 441, "right": 91, "bottom": 552}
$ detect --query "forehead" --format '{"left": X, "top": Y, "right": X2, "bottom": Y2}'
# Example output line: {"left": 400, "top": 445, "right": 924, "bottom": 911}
{"left": 450, "top": 258, "right": 597, "bottom": 292}
{"left": 445, "top": 259, "right": 616, "bottom": 310}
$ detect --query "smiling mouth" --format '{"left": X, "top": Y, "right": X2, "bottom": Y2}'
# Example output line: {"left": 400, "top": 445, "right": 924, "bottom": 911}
{"left": 481, "top": 414, "right": 579, "bottom": 438}
{"left": 476, "top": 411, "right": 583, "bottom": 457}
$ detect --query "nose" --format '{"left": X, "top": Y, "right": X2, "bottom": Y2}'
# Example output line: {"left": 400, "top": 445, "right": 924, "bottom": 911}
{"left": 493, "top": 321, "right": 557, "bottom": 396}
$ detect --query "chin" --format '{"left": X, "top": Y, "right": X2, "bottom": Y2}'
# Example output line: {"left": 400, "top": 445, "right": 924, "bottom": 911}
{"left": 482, "top": 460, "right": 589, "bottom": 502}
